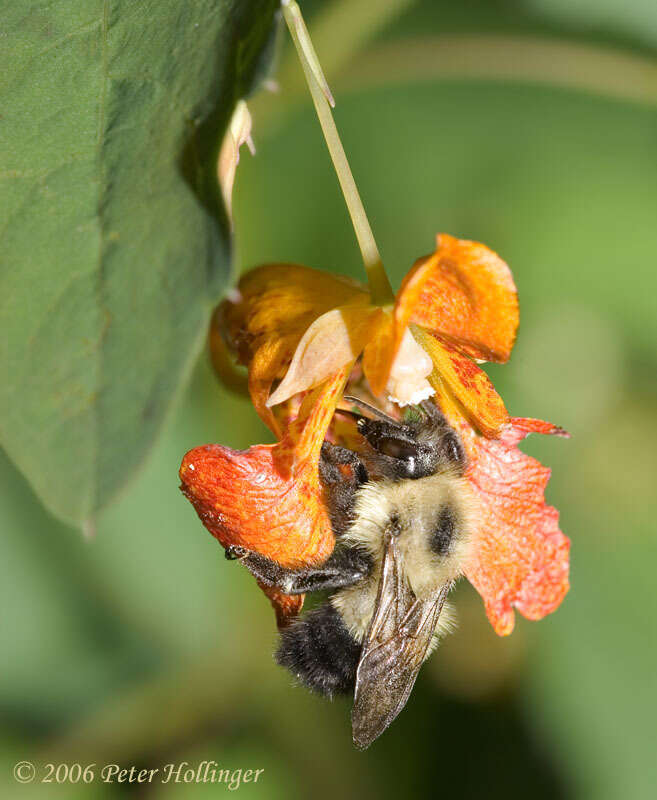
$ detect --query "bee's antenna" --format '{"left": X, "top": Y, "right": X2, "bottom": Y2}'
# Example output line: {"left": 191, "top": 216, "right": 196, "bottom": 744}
{"left": 342, "top": 396, "right": 399, "bottom": 424}
{"left": 333, "top": 408, "right": 362, "bottom": 423}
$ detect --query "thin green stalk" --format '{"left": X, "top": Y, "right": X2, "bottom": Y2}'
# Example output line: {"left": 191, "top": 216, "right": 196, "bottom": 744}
{"left": 281, "top": 0, "right": 394, "bottom": 305}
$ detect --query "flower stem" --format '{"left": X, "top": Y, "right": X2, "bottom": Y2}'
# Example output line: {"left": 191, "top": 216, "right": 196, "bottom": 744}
{"left": 281, "top": 0, "right": 394, "bottom": 306}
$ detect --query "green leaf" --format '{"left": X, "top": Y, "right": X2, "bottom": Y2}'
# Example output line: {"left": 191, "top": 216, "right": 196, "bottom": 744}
{"left": 0, "top": 0, "right": 278, "bottom": 526}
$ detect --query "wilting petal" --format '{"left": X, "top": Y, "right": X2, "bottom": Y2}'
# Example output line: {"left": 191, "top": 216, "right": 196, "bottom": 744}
{"left": 419, "top": 330, "right": 509, "bottom": 437}
{"left": 398, "top": 233, "right": 519, "bottom": 363}
{"left": 216, "top": 264, "right": 368, "bottom": 432}
{"left": 267, "top": 305, "right": 381, "bottom": 407}
{"left": 462, "top": 418, "right": 570, "bottom": 635}
{"left": 218, "top": 100, "right": 255, "bottom": 228}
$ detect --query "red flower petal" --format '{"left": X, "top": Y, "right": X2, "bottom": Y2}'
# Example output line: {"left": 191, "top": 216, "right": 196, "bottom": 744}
{"left": 179, "top": 368, "right": 350, "bottom": 624}
{"left": 180, "top": 441, "right": 332, "bottom": 568}
{"left": 462, "top": 417, "right": 570, "bottom": 635}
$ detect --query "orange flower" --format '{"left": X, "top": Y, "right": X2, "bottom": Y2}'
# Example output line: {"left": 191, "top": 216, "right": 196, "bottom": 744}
{"left": 181, "top": 234, "right": 569, "bottom": 633}
{"left": 219, "top": 233, "right": 517, "bottom": 438}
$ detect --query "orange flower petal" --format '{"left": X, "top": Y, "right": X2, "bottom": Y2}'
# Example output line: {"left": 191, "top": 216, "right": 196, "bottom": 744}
{"left": 208, "top": 305, "right": 249, "bottom": 395}
{"left": 398, "top": 233, "right": 519, "bottom": 363}
{"left": 179, "top": 442, "right": 328, "bottom": 566}
{"left": 462, "top": 417, "right": 570, "bottom": 636}
{"left": 247, "top": 335, "right": 301, "bottom": 436}
{"left": 417, "top": 329, "right": 509, "bottom": 437}
{"left": 267, "top": 305, "right": 381, "bottom": 407}
{"left": 280, "top": 363, "right": 351, "bottom": 467}
{"left": 362, "top": 310, "right": 395, "bottom": 397}
{"left": 215, "top": 264, "right": 368, "bottom": 432}
{"left": 180, "top": 367, "right": 349, "bottom": 570}
{"left": 258, "top": 584, "right": 304, "bottom": 628}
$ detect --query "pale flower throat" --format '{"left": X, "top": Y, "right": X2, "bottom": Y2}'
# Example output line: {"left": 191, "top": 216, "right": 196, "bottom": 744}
{"left": 386, "top": 328, "right": 435, "bottom": 407}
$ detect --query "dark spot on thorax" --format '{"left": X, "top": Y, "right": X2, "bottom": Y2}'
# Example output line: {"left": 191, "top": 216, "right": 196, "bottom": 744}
{"left": 430, "top": 505, "right": 457, "bottom": 556}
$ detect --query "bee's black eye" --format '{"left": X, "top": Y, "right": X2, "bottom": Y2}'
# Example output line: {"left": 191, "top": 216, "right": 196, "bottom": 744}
{"left": 357, "top": 419, "right": 436, "bottom": 478}
{"left": 377, "top": 438, "right": 418, "bottom": 462}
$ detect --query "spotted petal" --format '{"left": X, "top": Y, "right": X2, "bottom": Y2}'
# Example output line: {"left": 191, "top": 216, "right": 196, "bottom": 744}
{"left": 418, "top": 330, "right": 509, "bottom": 437}
{"left": 462, "top": 418, "right": 570, "bottom": 635}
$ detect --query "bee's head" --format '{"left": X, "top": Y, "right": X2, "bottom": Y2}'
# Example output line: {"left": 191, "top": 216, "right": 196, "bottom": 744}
{"left": 342, "top": 398, "right": 466, "bottom": 481}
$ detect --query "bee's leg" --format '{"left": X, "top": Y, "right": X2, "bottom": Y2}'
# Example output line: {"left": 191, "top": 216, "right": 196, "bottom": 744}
{"left": 226, "top": 443, "right": 370, "bottom": 593}
{"left": 236, "top": 546, "right": 372, "bottom": 595}
{"left": 319, "top": 442, "right": 368, "bottom": 490}
{"left": 276, "top": 601, "right": 360, "bottom": 697}
{"left": 224, "top": 545, "right": 248, "bottom": 560}
{"left": 319, "top": 441, "right": 368, "bottom": 536}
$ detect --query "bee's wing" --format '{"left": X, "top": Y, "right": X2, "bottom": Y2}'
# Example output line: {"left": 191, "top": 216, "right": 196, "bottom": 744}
{"left": 351, "top": 532, "right": 450, "bottom": 749}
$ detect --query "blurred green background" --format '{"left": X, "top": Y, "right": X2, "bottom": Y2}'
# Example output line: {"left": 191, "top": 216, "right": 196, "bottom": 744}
{"left": 2, "top": 0, "right": 657, "bottom": 797}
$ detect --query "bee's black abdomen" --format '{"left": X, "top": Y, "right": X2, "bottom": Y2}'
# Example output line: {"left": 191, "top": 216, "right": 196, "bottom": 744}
{"left": 276, "top": 603, "right": 361, "bottom": 698}
{"left": 430, "top": 504, "right": 457, "bottom": 556}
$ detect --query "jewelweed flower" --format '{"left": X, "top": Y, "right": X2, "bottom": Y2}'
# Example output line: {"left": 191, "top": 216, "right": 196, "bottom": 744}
{"left": 240, "top": 232, "right": 519, "bottom": 439}
{"left": 179, "top": 0, "right": 568, "bottom": 634}
{"left": 181, "top": 234, "right": 569, "bottom": 634}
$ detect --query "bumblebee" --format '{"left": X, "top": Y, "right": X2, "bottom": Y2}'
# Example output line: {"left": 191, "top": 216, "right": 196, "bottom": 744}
{"left": 228, "top": 399, "right": 476, "bottom": 749}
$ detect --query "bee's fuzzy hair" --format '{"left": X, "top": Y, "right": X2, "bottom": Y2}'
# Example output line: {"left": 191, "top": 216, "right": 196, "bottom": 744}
{"left": 340, "top": 471, "right": 478, "bottom": 598}
{"left": 332, "top": 470, "right": 478, "bottom": 644}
